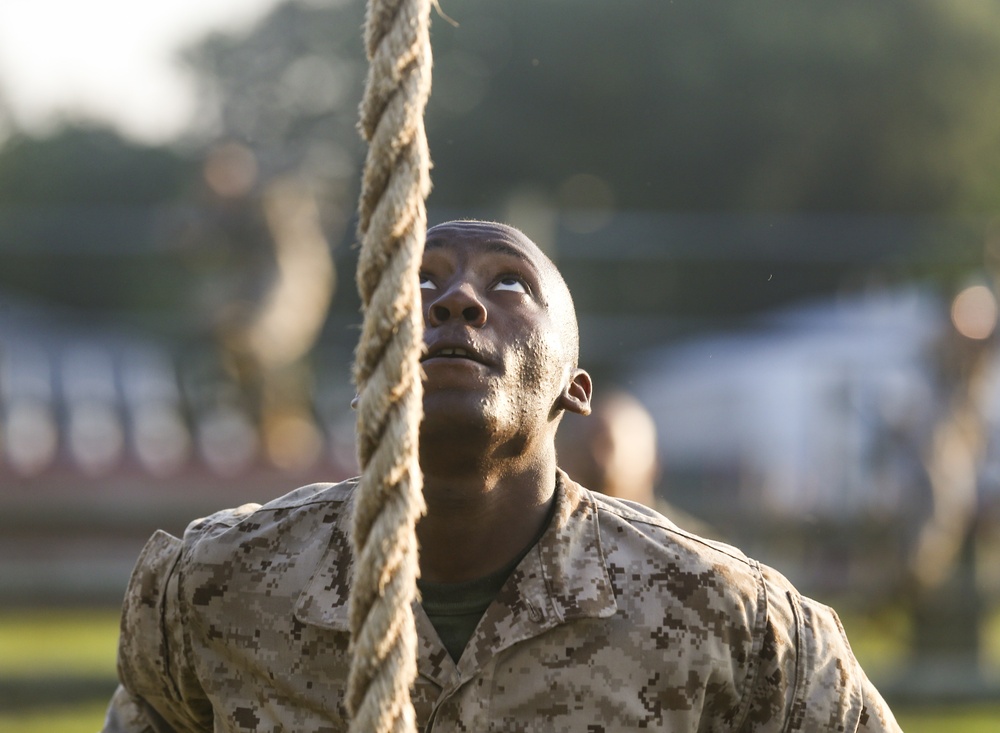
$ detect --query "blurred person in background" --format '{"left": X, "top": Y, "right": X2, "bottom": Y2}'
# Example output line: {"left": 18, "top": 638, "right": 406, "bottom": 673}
{"left": 557, "top": 388, "right": 717, "bottom": 538}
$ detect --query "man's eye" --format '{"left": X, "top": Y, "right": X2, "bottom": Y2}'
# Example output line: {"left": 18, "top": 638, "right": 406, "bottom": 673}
{"left": 493, "top": 277, "right": 527, "bottom": 294}
{"left": 419, "top": 274, "right": 437, "bottom": 290}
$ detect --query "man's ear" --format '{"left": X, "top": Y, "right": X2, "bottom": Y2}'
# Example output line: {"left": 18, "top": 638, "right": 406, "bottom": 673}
{"left": 559, "top": 369, "right": 593, "bottom": 416}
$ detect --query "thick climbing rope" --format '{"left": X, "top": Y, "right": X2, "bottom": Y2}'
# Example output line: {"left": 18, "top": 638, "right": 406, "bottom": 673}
{"left": 347, "top": 0, "right": 432, "bottom": 731}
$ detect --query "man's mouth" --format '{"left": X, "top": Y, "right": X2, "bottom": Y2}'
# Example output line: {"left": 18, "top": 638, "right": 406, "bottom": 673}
{"left": 421, "top": 345, "right": 489, "bottom": 365}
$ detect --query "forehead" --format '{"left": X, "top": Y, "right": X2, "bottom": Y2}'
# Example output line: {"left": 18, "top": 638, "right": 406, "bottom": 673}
{"left": 424, "top": 221, "right": 552, "bottom": 270}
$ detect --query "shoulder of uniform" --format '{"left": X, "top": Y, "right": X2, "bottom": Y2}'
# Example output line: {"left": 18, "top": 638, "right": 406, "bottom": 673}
{"left": 589, "top": 488, "right": 757, "bottom": 571}
{"left": 117, "top": 477, "right": 358, "bottom": 724}
{"left": 181, "top": 478, "right": 357, "bottom": 538}
{"left": 265, "top": 478, "right": 359, "bottom": 510}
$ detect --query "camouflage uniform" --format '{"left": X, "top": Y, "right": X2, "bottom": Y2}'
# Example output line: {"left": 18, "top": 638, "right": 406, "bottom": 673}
{"left": 103, "top": 472, "right": 901, "bottom": 732}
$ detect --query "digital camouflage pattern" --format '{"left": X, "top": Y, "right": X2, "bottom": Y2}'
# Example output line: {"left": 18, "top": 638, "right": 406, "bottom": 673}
{"left": 103, "top": 473, "right": 901, "bottom": 732}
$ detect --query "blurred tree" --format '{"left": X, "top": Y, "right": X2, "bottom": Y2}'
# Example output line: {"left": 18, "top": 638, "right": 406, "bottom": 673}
{"left": 180, "top": 0, "right": 1000, "bottom": 215}
{"left": 182, "top": 0, "right": 366, "bottom": 218}
{"left": 423, "top": 0, "right": 1000, "bottom": 214}
{"left": 0, "top": 125, "right": 193, "bottom": 205}
{"left": 179, "top": 0, "right": 366, "bottom": 318}
{"left": 0, "top": 126, "right": 198, "bottom": 314}
{"left": 168, "top": 0, "right": 1000, "bottom": 328}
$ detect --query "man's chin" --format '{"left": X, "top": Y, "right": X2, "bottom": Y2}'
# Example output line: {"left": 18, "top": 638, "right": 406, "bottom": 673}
{"left": 423, "top": 386, "right": 489, "bottom": 413}
{"left": 420, "top": 409, "right": 492, "bottom": 439}
{"left": 420, "top": 393, "right": 496, "bottom": 437}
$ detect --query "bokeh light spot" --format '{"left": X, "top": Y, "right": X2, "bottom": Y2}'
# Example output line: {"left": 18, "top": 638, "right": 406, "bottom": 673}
{"left": 950, "top": 284, "right": 998, "bottom": 340}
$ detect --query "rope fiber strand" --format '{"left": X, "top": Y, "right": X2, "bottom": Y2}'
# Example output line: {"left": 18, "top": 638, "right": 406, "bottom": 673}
{"left": 348, "top": 0, "right": 432, "bottom": 732}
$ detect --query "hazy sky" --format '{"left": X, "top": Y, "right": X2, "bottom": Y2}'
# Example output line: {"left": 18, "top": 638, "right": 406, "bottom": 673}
{"left": 0, "top": 0, "right": 284, "bottom": 144}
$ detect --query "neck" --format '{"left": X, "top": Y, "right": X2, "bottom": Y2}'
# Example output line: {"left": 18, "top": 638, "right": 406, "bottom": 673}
{"left": 416, "top": 447, "right": 558, "bottom": 583}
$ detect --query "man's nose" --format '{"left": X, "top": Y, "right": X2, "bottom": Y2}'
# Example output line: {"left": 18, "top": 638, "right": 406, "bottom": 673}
{"left": 427, "top": 282, "right": 488, "bottom": 327}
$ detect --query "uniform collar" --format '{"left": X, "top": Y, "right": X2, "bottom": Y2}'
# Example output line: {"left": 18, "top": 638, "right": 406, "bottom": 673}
{"left": 453, "top": 471, "right": 617, "bottom": 680}
{"left": 293, "top": 471, "right": 617, "bottom": 687}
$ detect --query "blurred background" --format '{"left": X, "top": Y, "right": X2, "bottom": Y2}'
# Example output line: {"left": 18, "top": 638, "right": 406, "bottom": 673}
{"left": 1, "top": 0, "right": 1000, "bottom": 730}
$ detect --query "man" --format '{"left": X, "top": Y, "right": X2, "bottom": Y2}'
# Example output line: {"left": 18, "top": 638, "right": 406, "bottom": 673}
{"left": 104, "top": 220, "right": 901, "bottom": 732}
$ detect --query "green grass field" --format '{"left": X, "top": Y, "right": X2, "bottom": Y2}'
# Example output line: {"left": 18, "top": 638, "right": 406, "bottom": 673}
{"left": 0, "top": 609, "right": 119, "bottom": 676}
{"left": 0, "top": 701, "right": 110, "bottom": 733}
{"left": 0, "top": 610, "right": 119, "bottom": 733}
{"left": 1, "top": 608, "right": 998, "bottom": 732}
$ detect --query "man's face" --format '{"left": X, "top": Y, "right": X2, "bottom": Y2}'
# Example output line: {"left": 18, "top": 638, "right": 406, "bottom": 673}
{"left": 418, "top": 221, "right": 585, "bottom": 447}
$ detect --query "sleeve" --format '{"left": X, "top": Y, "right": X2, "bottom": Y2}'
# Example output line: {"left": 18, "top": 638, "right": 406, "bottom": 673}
{"left": 740, "top": 566, "right": 902, "bottom": 732}
{"left": 101, "top": 684, "right": 155, "bottom": 733}
{"left": 101, "top": 529, "right": 214, "bottom": 733}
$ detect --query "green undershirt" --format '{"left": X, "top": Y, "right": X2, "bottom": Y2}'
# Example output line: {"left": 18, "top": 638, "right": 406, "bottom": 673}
{"left": 418, "top": 559, "right": 516, "bottom": 663}
{"left": 418, "top": 508, "right": 553, "bottom": 662}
